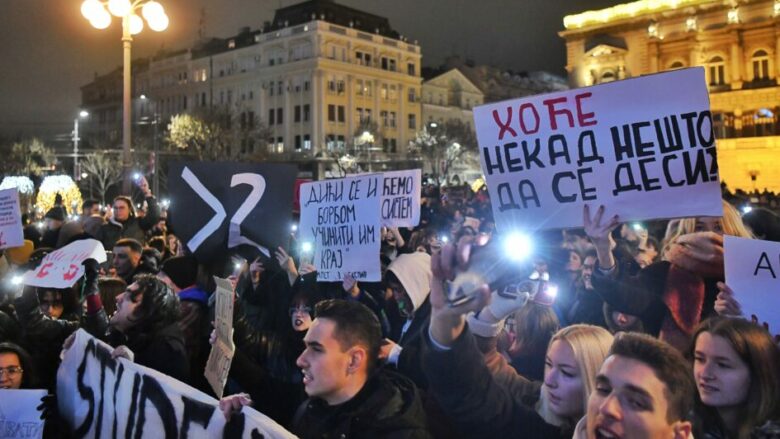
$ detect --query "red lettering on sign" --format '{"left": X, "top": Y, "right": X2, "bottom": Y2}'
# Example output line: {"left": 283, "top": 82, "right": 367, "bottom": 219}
{"left": 63, "top": 264, "right": 80, "bottom": 281}
{"left": 36, "top": 262, "right": 53, "bottom": 278}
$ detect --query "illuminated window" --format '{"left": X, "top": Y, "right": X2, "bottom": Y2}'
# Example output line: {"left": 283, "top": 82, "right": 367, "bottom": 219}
{"left": 686, "top": 16, "right": 697, "bottom": 32}
{"left": 706, "top": 56, "right": 726, "bottom": 86}
{"left": 647, "top": 22, "right": 659, "bottom": 38}
{"left": 752, "top": 50, "right": 770, "bottom": 80}
{"left": 600, "top": 70, "right": 616, "bottom": 83}
{"left": 727, "top": 7, "right": 739, "bottom": 24}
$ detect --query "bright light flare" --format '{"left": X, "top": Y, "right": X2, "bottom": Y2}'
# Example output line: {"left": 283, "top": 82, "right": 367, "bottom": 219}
{"left": 11, "top": 275, "right": 23, "bottom": 286}
{"left": 291, "top": 224, "right": 298, "bottom": 232}
{"left": 141, "top": 1, "right": 164, "bottom": 21}
{"left": 742, "top": 205, "right": 753, "bottom": 214}
{"left": 81, "top": 0, "right": 103, "bottom": 20}
{"left": 504, "top": 232, "right": 533, "bottom": 262}
{"left": 148, "top": 12, "right": 169, "bottom": 32}
{"left": 301, "top": 242, "right": 313, "bottom": 253}
{"left": 632, "top": 223, "right": 644, "bottom": 231}
{"left": 89, "top": 8, "right": 112, "bottom": 29}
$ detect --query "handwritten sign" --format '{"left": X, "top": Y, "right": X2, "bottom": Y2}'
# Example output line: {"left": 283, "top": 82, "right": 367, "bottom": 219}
{"left": 380, "top": 169, "right": 421, "bottom": 227}
{"left": 0, "top": 389, "right": 47, "bottom": 439}
{"left": 299, "top": 175, "right": 382, "bottom": 282}
{"left": 205, "top": 277, "right": 235, "bottom": 399}
{"left": 724, "top": 235, "right": 780, "bottom": 333}
{"left": 22, "top": 239, "right": 106, "bottom": 289}
{"left": 474, "top": 68, "right": 722, "bottom": 232}
{"left": 57, "top": 329, "right": 296, "bottom": 438}
{"left": 0, "top": 188, "right": 24, "bottom": 250}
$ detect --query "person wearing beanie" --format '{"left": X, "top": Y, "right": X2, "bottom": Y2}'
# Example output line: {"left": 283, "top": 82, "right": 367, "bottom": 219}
{"left": 381, "top": 251, "right": 433, "bottom": 389}
{"left": 158, "top": 255, "right": 210, "bottom": 391}
{"left": 40, "top": 207, "right": 66, "bottom": 248}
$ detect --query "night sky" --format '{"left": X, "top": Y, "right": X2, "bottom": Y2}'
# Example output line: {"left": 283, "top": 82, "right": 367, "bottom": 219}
{"left": 0, "top": 0, "right": 621, "bottom": 142}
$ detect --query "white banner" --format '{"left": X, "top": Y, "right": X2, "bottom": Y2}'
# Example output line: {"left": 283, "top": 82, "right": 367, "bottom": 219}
{"left": 724, "top": 235, "right": 780, "bottom": 334}
{"left": 379, "top": 169, "right": 421, "bottom": 228}
{"left": 474, "top": 68, "right": 722, "bottom": 232}
{"left": 0, "top": 188, "right": 24, "bottom": 250}
{"left": 205, "top": 277, "right": 235, "bottom": 399}
{"left": 57, "top": 329, "right": 296, "bottom": 439}
{"left": 22, "top": 239, "right": 107, "bottom": 289}
{"left": 299, "top": 175, "right": 382, "bottom": 282}
{"left": 0, "top": 389, "right": 47, "bottom": 439}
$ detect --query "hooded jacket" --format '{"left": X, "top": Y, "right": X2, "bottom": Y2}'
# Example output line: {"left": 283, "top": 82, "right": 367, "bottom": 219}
{"left": 291, "top": 369, "right": 431, "bottom": 439}
{"left": 387, "top": 252, "right": 433, "bottom": 389}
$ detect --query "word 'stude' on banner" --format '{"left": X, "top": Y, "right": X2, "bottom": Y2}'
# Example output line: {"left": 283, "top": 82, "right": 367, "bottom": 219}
{"left": 57, "top": 329, "right": 296, "bottom": 438}
{"left": 474, "top": 67, "right": 723, "bottom": 233}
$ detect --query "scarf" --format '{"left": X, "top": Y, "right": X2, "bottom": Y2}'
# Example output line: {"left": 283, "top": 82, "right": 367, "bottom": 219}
{"left": 660, "top": 232, "right": 724, "bottom": 350}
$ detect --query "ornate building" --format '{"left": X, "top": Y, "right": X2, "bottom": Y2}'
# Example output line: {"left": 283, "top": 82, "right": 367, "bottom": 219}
{"left": 561, "top": 0, "right": 780, "bottom": 192}
{"left": 81, "top": 0, "right": 422, "bottom": 178}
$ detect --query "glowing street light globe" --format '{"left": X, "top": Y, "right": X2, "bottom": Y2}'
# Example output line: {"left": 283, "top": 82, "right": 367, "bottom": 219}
{"left": 89, "top": 8, "right": 112, "bottom": 29}
{"left": 80, "top": 0, "right": 103, "bottom": 20}
{"left": 129, "top": 14, "right": 144, "bottom": 35}
{"left": 147, "top": 13, "right": 169, "bottom": 32}
{"left": 142, "top": 1, "right": 164, "bottom": 21}
{"left": 108, "top": 0, "right": 132, "bottom": 17}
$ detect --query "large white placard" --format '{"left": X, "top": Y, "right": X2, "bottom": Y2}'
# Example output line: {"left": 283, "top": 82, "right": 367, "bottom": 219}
{"left": 22, "top": 239, "right": 107, "bottom": 289}
{"left": 205, "top": 277, "right": 235, "bottom": 399}
{"left": 474, "top": 68, "right": 722, "bottom": 232}
{"left": 724, "top": 235, "right": 780, "bottom": 334}
{"left": 299, "top": 175, "right": 382, "bottom": 282}
{"left": 0, "top": 188, "right": 24, "bottom": 250}
{"left": 379, "top": 169, "right": 421, "bottom": 227}
{"left": 0, "top": 389, "right": 47, "bottom": 439}
{"left": 57, "top": 329, "right": 296, "bottom": 438}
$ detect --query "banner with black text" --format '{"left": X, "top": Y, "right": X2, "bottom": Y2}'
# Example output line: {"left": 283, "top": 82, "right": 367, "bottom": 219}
{"left": 57, "top": 329, "right": 296, "bottom": 438}
{"left": 474, "top": 68, "right": 722, "bottom": 231}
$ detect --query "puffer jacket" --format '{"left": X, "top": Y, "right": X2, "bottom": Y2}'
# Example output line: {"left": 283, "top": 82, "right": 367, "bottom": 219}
{"left": 292, "top": 369, "right": 431, "bottom": 439}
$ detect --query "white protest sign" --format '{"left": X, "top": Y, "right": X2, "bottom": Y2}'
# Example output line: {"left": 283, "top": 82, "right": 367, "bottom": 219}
{"left": 474, "top": 67, "right": 722, "bottom": 232}
{"left": 299, "top": 175, "right": 382, "bottom": 282}
{"left": 22, "top": 239, "right": 106, "bottom": 289}
{"left": 0, "top": 389, "right": 47, "bottom": 439}
{"left": 0, "top": 188, "right": 24, "bottom": 250}
{"left": 205, "top": 276, "right": 235, "bottom": 399}
{"left": 57, "top": 329, "right": 296, "bottom": 438}
{"left": 380, "top": 169, "right": 421, "bottom": 227}
{"left": 724, "top": 235, "right": 780, "bottom": 334}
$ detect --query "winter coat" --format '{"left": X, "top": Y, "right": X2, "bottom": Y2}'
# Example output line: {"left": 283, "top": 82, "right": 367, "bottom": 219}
{"left": 13, "top": 280, "right": 109, "bottom": 390}
{"left": 178, "top": 286, "right": 211, "bottom": 392}
{"left": 291, "top": 369, "right": 431, "bottom": 439}
{"left": 422, "top": 326, "right": 570, "bottom": 439}
{"left": 97, "top": 196, "right": 160, "bottom": 250}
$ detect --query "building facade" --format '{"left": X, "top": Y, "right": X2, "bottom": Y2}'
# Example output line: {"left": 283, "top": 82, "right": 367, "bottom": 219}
{"left": 81, "top": 0, "right": 422, "bottom": 178}
{"left": 561, "top": 0, "right": 780, "bottom": 192}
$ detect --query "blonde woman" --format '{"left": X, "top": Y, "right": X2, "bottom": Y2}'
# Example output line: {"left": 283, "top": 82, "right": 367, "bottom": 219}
{"left": 585, "top": 200, "right": 753, "bottom": 351}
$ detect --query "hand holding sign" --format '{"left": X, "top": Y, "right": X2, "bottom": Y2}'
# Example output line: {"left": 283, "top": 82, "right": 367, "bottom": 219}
{"left": 714, "top": 282, "right": 742, "bottom": 317}
{"left": 23, "top": 239, "right": 107, "bottom": 289}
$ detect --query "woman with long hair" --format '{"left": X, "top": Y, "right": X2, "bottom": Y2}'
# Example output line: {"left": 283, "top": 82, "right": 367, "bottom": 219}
{"left": 690, "top": 317, "right": 780, "bottom": 438}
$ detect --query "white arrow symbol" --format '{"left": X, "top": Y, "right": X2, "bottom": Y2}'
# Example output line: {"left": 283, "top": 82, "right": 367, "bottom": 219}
{"left": 182, "top": 166, "right": 227, "bottom": 252}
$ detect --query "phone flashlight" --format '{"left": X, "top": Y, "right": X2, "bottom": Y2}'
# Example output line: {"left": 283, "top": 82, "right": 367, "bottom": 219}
{"left": 133, "top": 173, "right": 141, "bottom": 181}
{"left": 503, "top": 232, "right": 533, "bottom": 263}
{"left": 632, "top": 223, "right": 644, "bottom": 231}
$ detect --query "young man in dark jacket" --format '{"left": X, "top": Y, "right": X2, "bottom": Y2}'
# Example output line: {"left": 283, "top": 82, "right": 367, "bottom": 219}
{"left": 97, "top": 176, "right": 160, "bottom": 250}
{"left": 220, "top": 299, "right": 431, "bottom": 438}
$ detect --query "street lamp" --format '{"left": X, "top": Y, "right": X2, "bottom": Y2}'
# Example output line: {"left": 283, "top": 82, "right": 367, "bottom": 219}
{"left": 81, "top": 0, "right": 169, "bottom": 193}
{"left": 356, "top": 130, "right": 375, "bottom": 172}
{"left": 73, "top": 110, "right": 89, "bottom": 181}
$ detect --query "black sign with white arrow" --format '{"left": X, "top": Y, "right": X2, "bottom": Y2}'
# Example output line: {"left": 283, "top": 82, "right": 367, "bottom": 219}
{"left": 168, "top": 162, "right": 298, "bottom": 262}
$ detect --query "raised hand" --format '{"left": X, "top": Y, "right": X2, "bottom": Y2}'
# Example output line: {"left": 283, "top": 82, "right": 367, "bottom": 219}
{"left": 583, "top": 204, "right": 619, "bottom": 270}
{"left": 219, "top": 393, "right": 252, "bottom": 421}
{"left": 714, "top": 282, "right": 742, "bottom": 317}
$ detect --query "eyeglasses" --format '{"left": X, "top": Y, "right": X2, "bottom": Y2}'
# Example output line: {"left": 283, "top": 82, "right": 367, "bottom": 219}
{"left": 289, "top": 306, "right": 312, "bottom": 316}
{"left": 0, "top": 366, "right": 23, "bottom": 377}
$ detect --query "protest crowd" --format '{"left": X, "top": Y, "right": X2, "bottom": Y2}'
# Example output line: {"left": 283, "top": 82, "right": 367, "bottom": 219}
{"left": 2, "top": 70, "right": 780, "bottom": 439}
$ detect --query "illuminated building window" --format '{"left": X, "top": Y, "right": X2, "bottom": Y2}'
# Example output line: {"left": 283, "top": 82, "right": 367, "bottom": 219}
{"left": 686, "top": 16, "right": 697, "bottom": 32}
{"left": 647, "top": 22, "right": 659, "bottom": 38}
{"left": 706, "top": 56, "right": 726, "bottom": 86}
{"left": 600, "top": 70, "right": 616, "bottom": 83}
{"left": 775, "top": 0, "right": 780, "bottom": 17}
{"left": 727, "top": 7, "right": 739, "bottom": 24}
{"left": 752, "top": 50, "right": 770, "bottom": 80}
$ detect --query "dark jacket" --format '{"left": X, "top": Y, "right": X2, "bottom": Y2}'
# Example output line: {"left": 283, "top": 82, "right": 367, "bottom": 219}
{"left": 291, "top": 369, "right": 431, "bottom": 439}
{"left": 13, "top": 280, "right": 109, "bottom": 390}
{"left": 97, "top": 196, "right": 160, "bottom": 250}
{"left": 392, "top": 298, "right": 432, "bottom": 390}
{"left": 566, "top": 285, "right": 608, "bottom": 329}
{"left": 178, "top": 286, "right": 211, "bottom": 392}
{"left": 105, "top": 321, "right": 190, "bottom": 383}
{"left": 592, "top": 260, "right": 720, "bottom": 338}
{"left": 422, "top": 326, "right": 569, "bottom": 439}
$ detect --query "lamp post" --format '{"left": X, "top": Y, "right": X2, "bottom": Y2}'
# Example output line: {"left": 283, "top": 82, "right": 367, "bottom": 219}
{"left": 73, "top": 110, "right": 89, "bottom": 181}
{"left": 81, "top": 0, "right": 169, "bottom": 193}
{"left": 356, "top": 130, "right": 375, "bottom": 172}
{"left": 138, "top": 94, "right": 160, "bottom": 195}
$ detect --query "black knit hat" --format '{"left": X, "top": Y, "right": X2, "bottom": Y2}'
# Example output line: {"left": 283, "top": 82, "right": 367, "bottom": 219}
{"left": 44, "top": 206, "right": 66, "bottom": 222}
{"left": 160, "top": 255, "right": 198, "bottom": 289}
